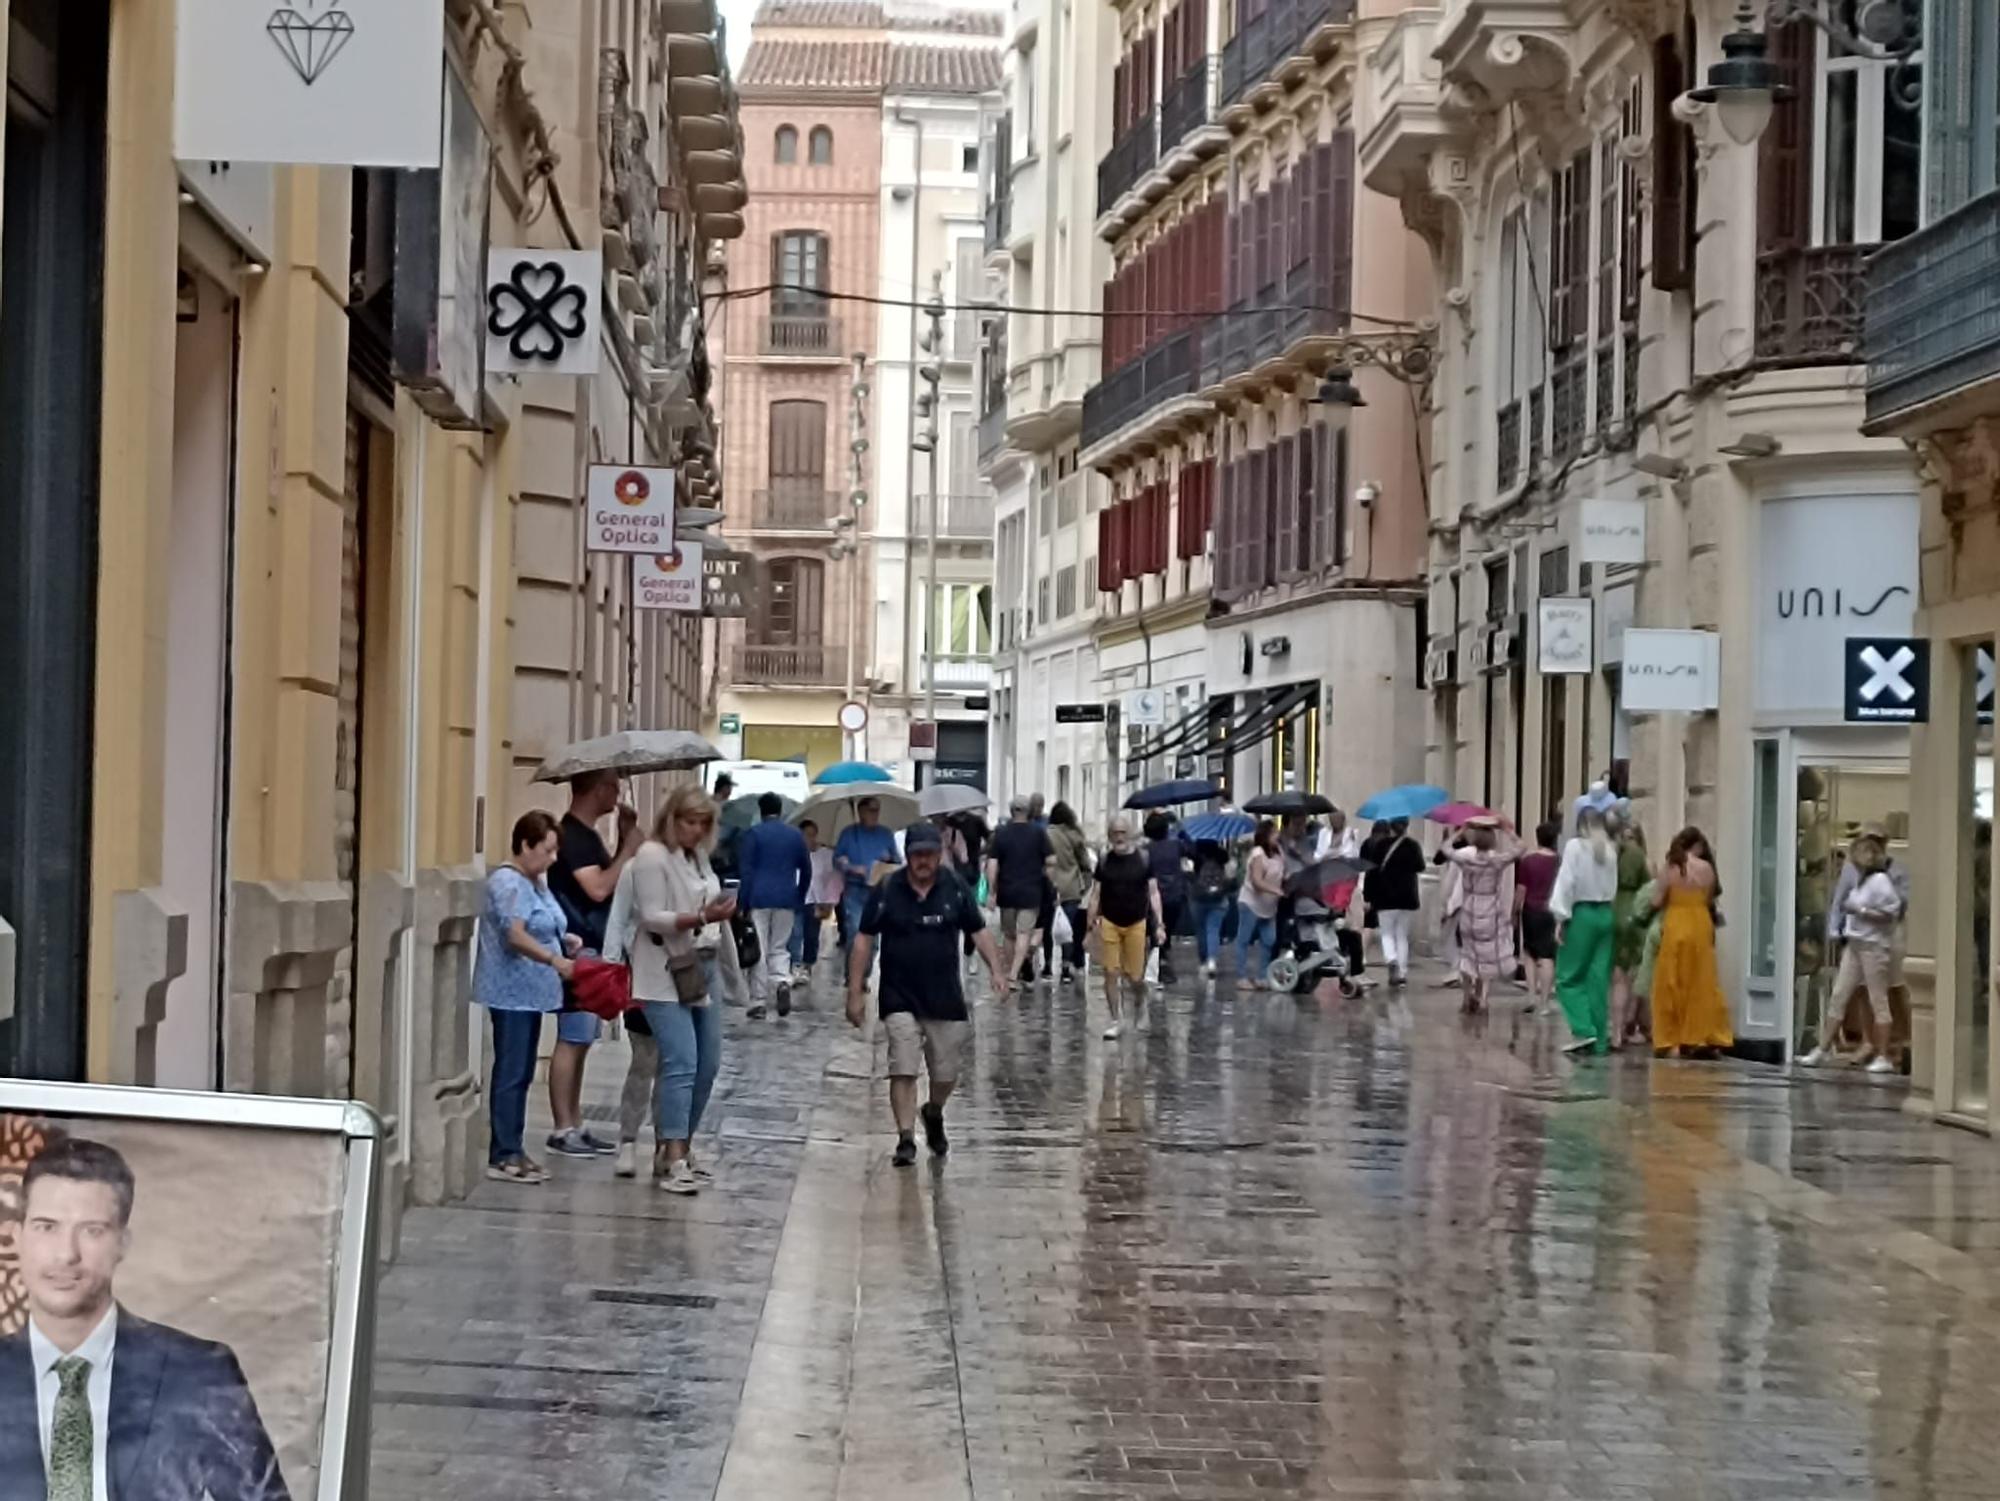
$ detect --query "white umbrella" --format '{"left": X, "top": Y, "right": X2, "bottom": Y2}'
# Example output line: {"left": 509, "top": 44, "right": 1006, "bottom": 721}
{"left": 531, "top": 728, "right": 720, "bottom": 783}
{"left": 918, "top": 783, "right": 989, "bottom": 818}
{"left": 791, "top": 785, "right": 920, "bottom": 838}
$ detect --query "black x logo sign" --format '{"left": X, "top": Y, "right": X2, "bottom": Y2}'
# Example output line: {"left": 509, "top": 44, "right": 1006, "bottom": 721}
{"left": 487, "top": 260, "right": 589, "bottom": 363}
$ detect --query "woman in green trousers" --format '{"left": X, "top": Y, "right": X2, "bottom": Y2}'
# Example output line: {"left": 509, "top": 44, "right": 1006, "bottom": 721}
{"left": 1551, "top": 807, "right": 1620, "bottom": 1053}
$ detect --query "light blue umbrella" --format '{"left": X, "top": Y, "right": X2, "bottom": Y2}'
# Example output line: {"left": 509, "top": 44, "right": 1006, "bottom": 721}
{"left": 814, "top": 760, "right": 894, "bottom": 787}
{"left": 1182, "top": 811, "right": 1255, "bottom": 843}
{"left": 1356, "top": 784, "right": 1450, "bottom": 821}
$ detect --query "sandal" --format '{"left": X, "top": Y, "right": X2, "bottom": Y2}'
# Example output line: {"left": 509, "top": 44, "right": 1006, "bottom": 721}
{"left": 486, "top": 1156, "right": 546, "bottom": 1184}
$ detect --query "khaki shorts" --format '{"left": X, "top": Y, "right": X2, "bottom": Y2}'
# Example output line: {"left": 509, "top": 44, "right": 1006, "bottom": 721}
{"left": 883, "top": 1011, "right": 970, "bottom": 1084}
{"left": 1100, "top": 918, "right": 1149, "bottom": 979}
{"left": 999, "top": 907, "right": 1040, "bottom": 937}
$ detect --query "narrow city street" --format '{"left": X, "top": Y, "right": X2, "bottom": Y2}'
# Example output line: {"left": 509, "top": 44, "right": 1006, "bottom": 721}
{"left": 369, "top": 961, "right": 2000, "bottom": 1501}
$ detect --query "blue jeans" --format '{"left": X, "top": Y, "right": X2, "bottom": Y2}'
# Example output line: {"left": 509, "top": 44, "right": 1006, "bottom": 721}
{"left": 487, "top": 1009, "right": 545, "bottom": 1165}
{"left": 1191, "top": 896, "right": 1228, "bottom": 963}
{"left": 643, "top": 956, "right": 726, "bottom": 1141}
{"left": 1235, "top": 910, "right": 1277, "bottom": 982}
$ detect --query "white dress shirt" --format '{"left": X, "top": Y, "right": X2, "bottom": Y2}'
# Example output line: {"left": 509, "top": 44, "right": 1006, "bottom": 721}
{"left": 1549, "top": 838, "right": 1620, "bottom": 920}
{"left": 30, "top": 1304, "right": 116, "bottom": 1501}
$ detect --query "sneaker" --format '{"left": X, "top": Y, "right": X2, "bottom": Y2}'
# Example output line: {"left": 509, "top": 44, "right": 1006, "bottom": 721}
{"left": 485, "top": 1157, "right": 546, "bottom": 1184}
{"left": 776, "top": 983, "right": 792, "bottom": 1018}
{"left": 1202, "top": 959, "right": 1216, "bottom": 980}
{"left": 892, "top": 1135, "right": 918, "bottom": 1168}
{"left": 747, "top": 1003, "right": 767, "bottom": 1020}
{"left": 613, "top": 1143, "right": 638, "bottom": 1179}
{"left": 580, "top": 1131, "right": 617, "bottom": 1155}
{"left": 686, "top": 1156, "right": 716, "bottom": 1185}
{"left": 1798, "top": 1047, "right": 1830, "bottom": 1068}
{"left": 921, "top": 1102, "right": 949, "bottom": 1157}
{"left": 1866, "top": 1055, "right": 1898, "bottom": 1075}
{"left": 661, "top": 1160, "right": 700, "bottom": 1195}
{"left": 1102, "top": 1020, "right": 1123, "bottom": 1040}
{"left": 1561, "top": 1036, "right": 1597, "bottom": 1055}
{"left": 546, "top": 1130, "right": 597, "bottom": 1158}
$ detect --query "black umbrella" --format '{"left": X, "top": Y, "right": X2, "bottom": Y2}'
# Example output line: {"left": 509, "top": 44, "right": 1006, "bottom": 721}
{"left": 1124, "top": 778, "right": 1222, "bottom": 810}
{"left": 1242, "top": 790, "right": 1335, "bottom": 817}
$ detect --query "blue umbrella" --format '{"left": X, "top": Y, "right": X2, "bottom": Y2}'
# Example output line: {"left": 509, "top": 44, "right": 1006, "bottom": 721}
{"left": 1356, "top": 783, "right": 1451, "bottom": 821}
{"left": 1124, "top": 778, "right": 1221, "bottom": 810}
{"left": 1182, "top": 811, "right": 1255, "bottom": 843}
{"left": 815, "top": 760, "right": 894, "bottom": 786}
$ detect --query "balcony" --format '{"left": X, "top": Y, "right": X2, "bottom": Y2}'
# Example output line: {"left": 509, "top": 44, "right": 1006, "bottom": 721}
{"left": 1433, "top": 0, "right": 1579, "bottom": 114}
{"left": 1357, "top": 9, "right": 1448, "bottom": 200}
{"left": 939, "top": 491, "right": 997, "bottom": 540}
{"left": 978, "top": 400, "right": 1008, "bottom": 464}
{"left": 1753, "top": 245, "right": 1871, "bottom": 369}
{"left": 753, "top": 487, "right": 839, "bottom": 530}
{"left": 1867, "top": 189, "right": 2000, "bottom": 431}
{"left": 1220, "top": 0, "right": 1349, "bottom": 110}
{"left": 734, "top": 642, "right": 838, "bottom": 684}
{"left": 984, "top": 190, "right": 1011, "bottom": 257}
{"left": 922, "top": 654, "right": 994, "bottom": 692}
{"left": 1096, "top": 112, "right": 1159, "bottom": 222}
{"left": 1080, "top": 324, "right": 1201, "bottom": 452}
{"left": 761, "top": 313, "right": 845, "bottom": 359}
{"left": 1160, "top": 56, "right": 1222, "bottom": 160}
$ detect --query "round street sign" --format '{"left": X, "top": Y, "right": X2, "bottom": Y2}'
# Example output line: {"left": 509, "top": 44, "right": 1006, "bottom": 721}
{"left": 838, "top": 700, "right": 869, "bottom": 733}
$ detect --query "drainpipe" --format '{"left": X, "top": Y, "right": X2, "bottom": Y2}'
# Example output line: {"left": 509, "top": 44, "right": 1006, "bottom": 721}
{"left": 895, "top": 105, "right": 925, "bottom": 729}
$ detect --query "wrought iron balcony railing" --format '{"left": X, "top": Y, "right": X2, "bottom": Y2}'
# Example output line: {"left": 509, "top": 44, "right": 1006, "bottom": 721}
{"left": 1866, "top": 189, "right": 2000, "bottom": 427}
{"left": 1753, "top": 244, "right": 1872, "bottom": 369}
{"left": 1220, "top": 0, "right": 1348, "bottom": 106}
{"left": 1080, "top": 324, "right": 1199, "bottom": 450}
{"left": 753, "top": 488, "right": 839, "bottom": 529}
{"left": 1096, "top": 111, "right": 1160, "bottom": 219}
{"left": 762, "top": 312, "right": 844, "bottom": 357}
{"left": 734, "top": 642, "right": 837, "bottom": 683}
{"left": 1159, "top": 56, "right": 1219, "bottom": 158}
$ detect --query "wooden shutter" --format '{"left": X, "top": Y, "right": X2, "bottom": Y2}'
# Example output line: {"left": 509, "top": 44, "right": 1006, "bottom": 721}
{"left": 1757, "top": 18, "right": 1816, "bottom": 254}
{"left": 1926, "top": 0, "right": 1975, "bottom": 218}
{"left": 1323, "top": 131, "right": 1354, "bottom": 322}
{"left": 1296, "top": 426, "right": 1316, "bottom": 570}
{"left": 1273, "top": 437, "right": 1298, "bottom": 576}
{"left": 1098, "top": 506, "right": 1118, "bottom": 592}
{"left": 1242, "top": 448, "right": 1267, "bottom": 589}
{"left": 1651, "top": 36, "right": 1692, "bottom": 291}
{"left": 768, "top": 400, "right": 827, "bottom": 491}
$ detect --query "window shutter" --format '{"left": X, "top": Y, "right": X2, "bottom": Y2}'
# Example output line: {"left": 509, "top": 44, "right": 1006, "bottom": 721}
{"left": 1296, "top": 425, "right": 1316, "bottom": 570}
{"left": 1243, "top": 448, "right": 1267, "bottom": 589}
{"left": 1757, "top": 19, "right": 1815, "bottom": 254}
{"left": 1098, "top": 506, "right": 1117, "bottom": 592}
{"left": 1332, "top": 426, "right": 1350, "bottom": 568}
{"left": 1273, "top": 437, "right": 1296, "bottom": 576}
{"left": 1651, "top": 36, "right": 1691, "bottom": 291}
{"left": 1324, "top": 132, "right": 1354, "bottom": 323}
{"left": 1926, "top": 0, "right": 1974, "bottom": 218}
{"left": 1217, "top": 458, "right": 1237, "bottom": 593}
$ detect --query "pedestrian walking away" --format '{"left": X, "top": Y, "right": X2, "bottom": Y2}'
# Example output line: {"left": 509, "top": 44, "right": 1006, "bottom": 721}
{"left": 631, "top": 787, "right": 744, "bottom": 1194}
{"left": 1513, "top": 821, "right": 1560, "bottom": 1014}
{"left": 987, "top": 795, "right": 1054, "bottom": 985}
{"left": 847, "top": 822, "right": 1010, "bottom": 1167}
{"left": 1550, "top": 808, "right": 1619, "bottom": 1052}
{"left": 1047, "top": 801, "right": 1094, "bottom": 982}
{"left": 1366, "top": 818, "right": 1426, "bottom": 987}
{"left": 1448, "top": 817, "right": 1523, "bottom": 1014}
{"left": 474, "top": 812, "right": 581, "bottom": 1184}
{"left": 796, "top": 818, "right": 841, "bottom": 979}
{"left": 1188, "top": 837, "right": 1236, "bottom": 979}
{"left": 737, "top": 791, "right": 814, "bottom": 1019}
{"left": 1650, "top": 827, "right": 1735, "bottom": 1056}
{"left": 545, "top": 768, "right": 640, "bottom": 1158}
{"left": 1802, "top": 829, "right": 1908, "bottom": 1072}
{"left": 1143, "top": 812, "right": 1190, "bottom": 985}
{"left": 1089, "top": 816, "right": 1164, "bottom": 1038}
{"left": 834, "top": 796, "right": 901, "bottom": 972}
{"left": 1236, "top": 821, "right": 1284, "bottom": 991}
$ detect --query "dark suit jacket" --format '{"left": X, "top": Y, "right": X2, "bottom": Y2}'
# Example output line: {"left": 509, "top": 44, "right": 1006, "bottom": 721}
{"left": 0, "top": 1311, "right": 291, "bottom": 1501}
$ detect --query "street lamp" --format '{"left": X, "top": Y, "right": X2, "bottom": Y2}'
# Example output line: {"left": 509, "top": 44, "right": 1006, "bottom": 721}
{"left": 1688, "top": 0, "right": 1790, "bottom": 146}
{"left": 1690, "top": 0, "right": 1920, "bottom": 146}
{"left": 1313, "top": 366, "right": 1366, "bottom": 428}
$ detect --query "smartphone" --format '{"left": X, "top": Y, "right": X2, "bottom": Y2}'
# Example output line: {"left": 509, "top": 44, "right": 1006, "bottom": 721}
{"left": 721, "top": 879, "right": 741, "bottom": 898}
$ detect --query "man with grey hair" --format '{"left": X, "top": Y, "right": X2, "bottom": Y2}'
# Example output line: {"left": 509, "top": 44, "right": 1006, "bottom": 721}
{"left": 1087, "top": 814, "right": 1164, "bottom": 1040}
{"left": 986, "top": 795, "right": 1053, "bottom": 986}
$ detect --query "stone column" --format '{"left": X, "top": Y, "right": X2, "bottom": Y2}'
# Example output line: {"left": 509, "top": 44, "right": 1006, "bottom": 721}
{"left": 407, "top": 865, "right": 485, "bottom": 1206}
{"left": 226, "top": 881, "right": 352, "bottom": 1097}
{"left": 110, "top": 888, "right": 189, "bottom": 1087}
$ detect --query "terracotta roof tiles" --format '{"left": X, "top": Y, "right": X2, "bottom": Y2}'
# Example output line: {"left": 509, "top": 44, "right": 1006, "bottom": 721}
{"left": 738, "top": 36, "right": 888, "bottom": 88}
{"left": 887, "top": 43, "right": 1004, "bottom": 93}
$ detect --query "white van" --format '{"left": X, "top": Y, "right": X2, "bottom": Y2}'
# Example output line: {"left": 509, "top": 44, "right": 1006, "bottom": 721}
{"left": 703, "top": 759, "right": 812, "bottom": 805}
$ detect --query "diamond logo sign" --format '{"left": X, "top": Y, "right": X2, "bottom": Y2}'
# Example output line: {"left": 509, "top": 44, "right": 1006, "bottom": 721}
{"left": 267, "top": 3, "right": 355, "bottom": 86}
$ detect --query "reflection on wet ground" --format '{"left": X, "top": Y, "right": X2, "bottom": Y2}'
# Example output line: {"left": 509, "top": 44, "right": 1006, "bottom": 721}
{"left": 371, "top": 959, "right": 2000, "bottom": 1500}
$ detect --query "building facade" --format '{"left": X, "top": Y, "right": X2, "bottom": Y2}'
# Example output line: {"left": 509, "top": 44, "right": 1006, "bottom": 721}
{"left": 0, "top": 0, "right": 739, "bottom": 1233}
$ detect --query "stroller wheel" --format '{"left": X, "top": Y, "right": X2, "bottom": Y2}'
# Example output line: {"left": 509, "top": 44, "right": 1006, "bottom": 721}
{"left": 1266, "top": 956, "right": 1300, "bottom": 992}
{"left": 1338, "top": 977, "right": 1361, "bottom": 1000}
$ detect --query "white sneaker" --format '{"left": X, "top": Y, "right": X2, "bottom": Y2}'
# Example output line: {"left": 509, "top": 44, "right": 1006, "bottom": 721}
{"left": 613, "top": 1142, "right": 638, "bottom": 1179}
{"left": 1202, "top": 959, "right": 1216, "bottom": 979}
{"left": 1798, "top": 1047, "right": 1829, "bottom": 1068}
{"left": 1102, "top": 1020, "right": 1123, "bottom": 1040}
{"left": 661, "top": 1160, "right": 700, "bottom": 1195}
{"left": 1866, "top": 1055, "right": 1898, "bottom": 1075}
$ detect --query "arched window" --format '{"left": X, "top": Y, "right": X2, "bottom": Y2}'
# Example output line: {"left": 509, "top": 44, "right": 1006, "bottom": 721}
{"left": 808, "top": 126, "right": 834, "bottom": 165}
{"left": 774, "top": 125, "right": 798, "bottom": 163}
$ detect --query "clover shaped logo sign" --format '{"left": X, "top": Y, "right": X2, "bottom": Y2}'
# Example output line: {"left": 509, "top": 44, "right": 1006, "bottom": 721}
{"left": 487, "top": 259, "right": 591, "bottom": 364}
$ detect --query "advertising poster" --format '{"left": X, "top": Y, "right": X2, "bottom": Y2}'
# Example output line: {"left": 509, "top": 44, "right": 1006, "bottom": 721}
{"left": 585, "top": 465, "right": 677, "bottom": 555}
{"left": 634, "top": 543, "right": 705, "bottom": 612}
{"left": 0, "top": 1088, "right": 376, "bottom": 1500}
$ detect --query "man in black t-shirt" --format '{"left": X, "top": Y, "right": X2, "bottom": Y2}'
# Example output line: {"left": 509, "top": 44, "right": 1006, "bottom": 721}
{"left": 985, "top": 796, "right": 1053, "bottom": 987}
{"left": 1087, "top": 815, "right": 1163, "bottom": 1040}
{"left": 545, "top": 769, "right": 640, "bottom": 1157}
{"left": 849, "top": 823, "right": 1010, "bottom": 1166}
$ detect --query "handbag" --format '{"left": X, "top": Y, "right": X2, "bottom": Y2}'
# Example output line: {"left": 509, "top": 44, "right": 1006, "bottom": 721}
{"left": 569, "top": 956, "right": 632, "bottom": 1019}
{"left": 668, "top": 946, "right": 710, "bottom": 1005}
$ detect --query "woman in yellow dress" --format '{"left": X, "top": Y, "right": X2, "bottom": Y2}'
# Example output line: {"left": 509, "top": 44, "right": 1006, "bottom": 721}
{"left": 1650, "top": 827, "right": 1735, "bottom": 1056}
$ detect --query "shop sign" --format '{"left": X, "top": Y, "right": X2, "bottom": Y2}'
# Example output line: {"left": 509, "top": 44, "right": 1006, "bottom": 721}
{"left": 1538, "top": 598, "right": 1593, "bottom": 674}
{"left": 633, "top": 543, "right": 704, "bottom": 612}
{"left": 585, "top": 465, "right": 676, "bottom": 554}
{"left": 720, "top": 714, "right": 742, "bottom": 735}
{"left": 486, "top": 250, "right": 602, "bottom": 377}
{"left": 177, "top": 0, "right": 446, "bottom": 167}
{"left": 1056, "top": 703, "right": 1106, "bottom": 724}
{"left": 1125, "top": 687, "right": 1167, "bottom": 726}
{"left": 1577, "top": 498, "right": 1647, "bottom": 566}
{"left": 703, "top": 547, "right": 759, "bottom": 617}
{"left": 1844, "top": 637, "right": 1931, "bottom": 723}
{"left": 392, "top": 70, "right": 491, "bottom": 430}
{"left": 1621, "top": 629, "right": 1721, "bottom": 712}
{"left": 909, "top": 722, "right": 938, "bottom": 763}
{"left": 1756, "top": 490, "right": 1918, "bottom": 715}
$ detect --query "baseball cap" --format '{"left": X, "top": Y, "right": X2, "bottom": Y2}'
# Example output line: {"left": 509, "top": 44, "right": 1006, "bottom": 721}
{"left": 905, "top": 822, "right": 944, "bottom": 853}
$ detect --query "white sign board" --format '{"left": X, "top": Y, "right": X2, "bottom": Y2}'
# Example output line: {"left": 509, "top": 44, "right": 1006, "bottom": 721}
{"left": 1754, "top": 489, "right": 1918, "bottom": 715}
{"left": 633, "top": 544, "right": 705, "bottom": 612}
{"left": 1577, "top": 498, "right": 1647, "bottom": 566}
{"left": 1125, "top": 687, "right": 1167, "bottom": 727}
{"left": 585, "top": 465, "right": 677, "bottom": 554}
{"left": 1622, "top": 629, "right": 1721, "bottom": 712}
{"left": 1538, "top": 598, "right": 1594, "bottom": 674}
{"left": 1599, "top": 582, "right": 1636, "bottom": 664}
{"left": 486, "top": 249, "right": 603, "bottom": 377}
{"left": 176, "top": 0, "right": 446, "bottom": 167}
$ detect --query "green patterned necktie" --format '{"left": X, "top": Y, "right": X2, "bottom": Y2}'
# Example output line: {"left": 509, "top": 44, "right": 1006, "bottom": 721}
{"left": 48, "top": 1355, "right": 92, "bottom": 1501}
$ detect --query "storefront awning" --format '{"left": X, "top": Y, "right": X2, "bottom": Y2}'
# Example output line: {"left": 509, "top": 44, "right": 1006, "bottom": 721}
{"left": 1126, "top": 682, "right": 1316, "bottom": 774}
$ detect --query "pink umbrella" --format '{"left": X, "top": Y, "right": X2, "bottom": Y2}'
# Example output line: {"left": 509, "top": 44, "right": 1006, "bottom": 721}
{"left": 1427, "top": 801, "right": 1492, "bottom": 827}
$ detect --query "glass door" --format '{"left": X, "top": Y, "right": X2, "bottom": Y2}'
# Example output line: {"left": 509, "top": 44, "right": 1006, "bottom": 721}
{"left": 1953, "top": 639, "right": 1996, "bottom": 1119}
{"left": 1749, "top": 734, "right": 1794, "bottom": 1044}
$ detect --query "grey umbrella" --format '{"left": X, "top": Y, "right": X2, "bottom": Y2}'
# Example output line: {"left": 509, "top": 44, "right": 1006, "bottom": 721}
{"left": 918, "top": 783, "right": 989, "bottom": 818}
{"left": 531, "top": 728, "right": 721, "bottom": 783}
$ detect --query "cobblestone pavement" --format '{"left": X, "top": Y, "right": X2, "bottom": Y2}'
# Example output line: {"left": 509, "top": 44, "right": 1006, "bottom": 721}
{"left": 369, "top": 955, "right": 2000, "bottom": 1500}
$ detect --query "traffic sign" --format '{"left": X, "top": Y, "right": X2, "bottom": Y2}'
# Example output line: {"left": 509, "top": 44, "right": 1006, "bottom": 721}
{"left": 839, "top": 700, "right": 870, "bottom": 733}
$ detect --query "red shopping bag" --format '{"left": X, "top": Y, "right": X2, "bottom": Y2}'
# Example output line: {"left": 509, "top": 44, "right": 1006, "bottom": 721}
{"left": 569, "top": 957, "right": 633, "bottom": 1019}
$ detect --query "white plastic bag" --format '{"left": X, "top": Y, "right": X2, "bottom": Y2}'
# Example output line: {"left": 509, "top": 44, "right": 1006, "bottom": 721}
{"left": 1051, "top": 903, "right": 1074, "bottom": 947}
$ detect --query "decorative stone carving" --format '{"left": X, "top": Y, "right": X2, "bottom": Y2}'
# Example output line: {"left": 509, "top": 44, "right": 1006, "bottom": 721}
{"left": 111, "top": 889, "right": 188, "bottom": 1088}
{"left": 226, "top": 881, "right": 353, "bottom": 1098}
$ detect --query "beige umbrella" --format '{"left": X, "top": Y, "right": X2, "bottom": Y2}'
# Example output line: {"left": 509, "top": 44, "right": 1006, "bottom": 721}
{"left": 531, "top": 728, "right": 721, "bottom": 783}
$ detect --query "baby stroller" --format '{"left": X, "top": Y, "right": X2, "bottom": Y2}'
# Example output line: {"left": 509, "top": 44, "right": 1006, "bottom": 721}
{"left": 1266, "top": 857, "right": 1369, "bottom": 999}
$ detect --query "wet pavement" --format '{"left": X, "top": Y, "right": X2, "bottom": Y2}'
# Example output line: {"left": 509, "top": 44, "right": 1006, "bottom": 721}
{"left": 368, "top": 954, "right": 2000, "bottom": 1500}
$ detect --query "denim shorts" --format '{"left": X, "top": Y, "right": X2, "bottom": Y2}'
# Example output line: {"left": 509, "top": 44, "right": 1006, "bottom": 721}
{"left": 555, "top": 1009, "right": 602, "bottom": 1046}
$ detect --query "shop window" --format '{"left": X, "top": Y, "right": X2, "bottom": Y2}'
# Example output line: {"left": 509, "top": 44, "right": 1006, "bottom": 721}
{"left": 1813, "top": 18, "right": 1922, "bottom": 245}
{"left": 1751, "top": 738, "right": 1781, "bottom": 984}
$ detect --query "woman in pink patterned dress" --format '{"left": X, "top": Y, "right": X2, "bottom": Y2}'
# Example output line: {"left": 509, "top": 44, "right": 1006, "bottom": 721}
{"left": 1448, "top": 816, "right": 1524, "bottom": 1014}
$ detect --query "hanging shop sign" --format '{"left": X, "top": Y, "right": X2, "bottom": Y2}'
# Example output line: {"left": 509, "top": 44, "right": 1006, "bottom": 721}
{"left": 1577, "top": 498, "right": 1647, "bottom": 567}
{"left": 1844, "top": 637, "right": 1931, "bottom": 723}
{"left": 908, "top": 722, "right": 938, "bottom": 763}
{"left": 1756, "top": 490, "right": 1919, "bottom": 715}
{"left": 1621, "top": 629, "right": 1721, "bottom": 712}
{"left": 702, "top": 546, "right": 760, "bottom": 617}
{"left": 176, "top": 0, "right": 446, "bottom": 167}
{"left": 0, "top": 1081, "right": 383, "bottom": 1498}
{"left": 392, "top": 69, "right": 491, "bottom": 430}
{"left": 1124, "top": 687, "right": 1167, "bottom": 727}
{"left": 1538, "top": 598, "right": 1594, "bottom": 674}
{"left": 634, "top": 543, "right": 704, "bottom": 612}
{"left": 486, "top": 249, "right": 602, "bottom": 377}
{"left": 585, "top": 464, "right": 677, "bottom": 554}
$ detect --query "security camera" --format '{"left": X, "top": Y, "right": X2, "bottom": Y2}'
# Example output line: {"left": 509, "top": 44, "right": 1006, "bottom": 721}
{"left": 1355, "top": 481, "right": 1381, "bottom": 508}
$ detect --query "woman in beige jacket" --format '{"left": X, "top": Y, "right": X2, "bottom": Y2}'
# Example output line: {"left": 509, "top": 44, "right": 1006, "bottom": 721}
{"left": 630, "top": 786, "right": 745, "bottom": 1195}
